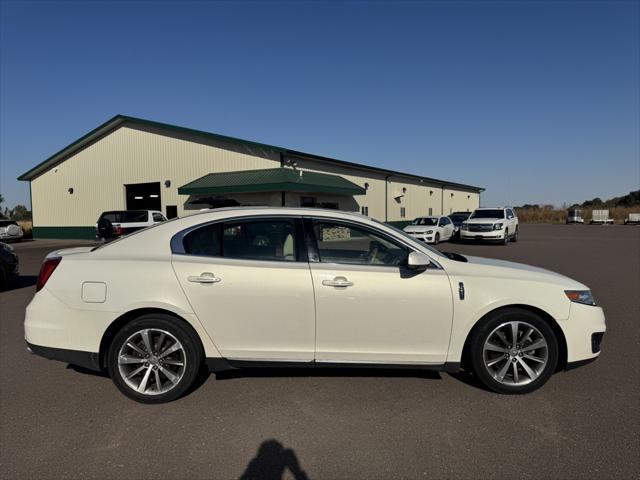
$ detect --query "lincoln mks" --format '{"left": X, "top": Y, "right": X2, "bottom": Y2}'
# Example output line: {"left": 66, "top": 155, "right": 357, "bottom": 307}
{"left": 25, "top": 208, "right": 605, "bottom": 403}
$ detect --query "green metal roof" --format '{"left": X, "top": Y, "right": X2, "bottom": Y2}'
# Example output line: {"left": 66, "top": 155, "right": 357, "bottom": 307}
{"left": 17, "top": 114, "right": 484, "bottom": 193}
{"left": 178, "top": 168, "right": 366, "bottom": 196}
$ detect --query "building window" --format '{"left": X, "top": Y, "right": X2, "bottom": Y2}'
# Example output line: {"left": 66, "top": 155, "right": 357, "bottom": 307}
{"left": 300, "top": 196, "right": 316, "bottom": 207}
{"left": 428, "top": 207, "right": 432, "bottom": 216}
{"left": 400, "top": 207, "right": 406, "bottom": 218}
{"left": 361, "top": 206, "right": 369, "bottom": 216}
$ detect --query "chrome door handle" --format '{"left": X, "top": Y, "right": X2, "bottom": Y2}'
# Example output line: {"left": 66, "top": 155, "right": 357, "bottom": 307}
{"left": 188, "top": 272, "right": 221, "bottom": 284}
{"left": 322, "top": 276, "right": 354, "bottom": 288}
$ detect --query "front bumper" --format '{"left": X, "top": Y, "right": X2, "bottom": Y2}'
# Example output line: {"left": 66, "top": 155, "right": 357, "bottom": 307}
{"left": 407, "top": 233, "right": 436, "bottom": 243}
{"left": 559, "top": 302, "right": 606, "bottom": 364}
{"left": 460, "top": 229, "right": 506, "bottom": 241}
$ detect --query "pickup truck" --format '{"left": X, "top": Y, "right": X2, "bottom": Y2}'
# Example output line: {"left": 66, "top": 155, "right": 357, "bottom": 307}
{"left": 96, "top": 210, "right": 167, "bottom": 240}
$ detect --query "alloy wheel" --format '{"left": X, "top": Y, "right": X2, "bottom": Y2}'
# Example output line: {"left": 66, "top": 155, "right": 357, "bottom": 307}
{"left": 117, "top": 328, "right": 187, "bottom": 395}
{"left": 483, "top": 321, "right": 548, "bottom": 386}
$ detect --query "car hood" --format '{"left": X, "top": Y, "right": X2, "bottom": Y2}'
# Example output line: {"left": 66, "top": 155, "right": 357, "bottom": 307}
{"left": 46, "top": 247, "right": 95, "bottom": 258}
{"left": 404, "top": 226, "right": 439, "bottom": 233}
{"left": 456, "top": 255, "right": 588, "bottom": 289}
{"left": 465, "top": 217, "right": 504, "bottom": 224}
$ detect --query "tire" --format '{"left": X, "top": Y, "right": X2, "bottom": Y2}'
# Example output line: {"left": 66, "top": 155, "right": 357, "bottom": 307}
{"left": 468, "top": 308, "right": 558, "bottom": 394}
{"left": 502, "top": 229, "right": 509, "bottom": 245}
{"left": 434, "top": 233, "right": 440, "bottom": 245}
{"left": 512, "top": 227, "right": 519, "bottom": 242}
{"left": 107, "top": 314, "right": 203, "bottom": 403}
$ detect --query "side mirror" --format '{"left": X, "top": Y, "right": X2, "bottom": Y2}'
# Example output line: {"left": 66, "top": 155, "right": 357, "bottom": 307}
{"left": 407, "top": 251, "right": 431, "bottom": 270}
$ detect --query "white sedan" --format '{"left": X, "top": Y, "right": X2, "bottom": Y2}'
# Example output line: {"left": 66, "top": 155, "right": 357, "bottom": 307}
{"left": 403, "top": 216, "right": 455, "bottom": 244}
{"left": 25, "top": 208, "right": 606, "bottom": 403}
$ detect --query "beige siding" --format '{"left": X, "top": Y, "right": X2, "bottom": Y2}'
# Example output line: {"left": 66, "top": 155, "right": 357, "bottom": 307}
{"left": 442, "top": 188, "right": 480, "bottom": 215}
{"left": 30, "top": 122, "right": 482, "bottom": 228}
{"left": 31, "top": 125, "right": 280, "bottom": 226}
{"left": 289, "top": 157, "right": 387, "bottom": 219}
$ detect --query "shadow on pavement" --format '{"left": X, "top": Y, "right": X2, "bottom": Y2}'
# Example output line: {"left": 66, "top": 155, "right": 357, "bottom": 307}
{"left": 240, "top": 440, "right": 309, "bottom": 480}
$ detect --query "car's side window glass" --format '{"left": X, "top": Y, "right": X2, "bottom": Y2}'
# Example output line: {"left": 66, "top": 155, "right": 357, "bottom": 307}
{"left": 222, "top": 220, "right": 297, "bottom": 262}
{"left": 506, "top": 209, "right": 514, "bottom": 219}
{"left": 183, "top": 224, "right": 222, "bottom": 257}
{"left": 313, "top": 222, "right": 408, "bottom": 266}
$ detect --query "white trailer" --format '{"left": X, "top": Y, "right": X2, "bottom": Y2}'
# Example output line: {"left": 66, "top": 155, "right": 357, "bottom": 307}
{"left": 590, "top": 210, "right": 614, "bottom": 224}
{"left": 624, "top": 213, "right": 640, "bottom": 225}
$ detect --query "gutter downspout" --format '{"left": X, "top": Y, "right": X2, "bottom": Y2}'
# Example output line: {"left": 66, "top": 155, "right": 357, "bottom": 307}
{"left": 441, "top": 185, "right": 445, "bottom": 215}
{"left": 385, "top": 175, "right": 392, "bottom": 222}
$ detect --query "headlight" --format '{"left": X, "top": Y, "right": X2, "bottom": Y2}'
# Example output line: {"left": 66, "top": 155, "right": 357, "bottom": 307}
{"left": 426, "top": 230, "right": 433, "bottom": 234}
{"left": 1, "top": 243, "right": 14, "bottom": 253}
{"left": 565, "top": 290, "right": 596, "bottom": 306}
{"left": 492, "top": 223, "right": 504, "bottom": 230}
{"left": 461, "top": 222, "right": 468, "bottom": 229}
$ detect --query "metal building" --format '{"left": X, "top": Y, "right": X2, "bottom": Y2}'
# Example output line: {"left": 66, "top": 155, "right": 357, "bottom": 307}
{"left": 18, "top": 115, "right": 484, "bottom": 239}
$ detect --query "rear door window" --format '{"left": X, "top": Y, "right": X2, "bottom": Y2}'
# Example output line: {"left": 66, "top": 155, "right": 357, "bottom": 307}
{"left": 182, "top": 219, "right": 299, "bottom": 262}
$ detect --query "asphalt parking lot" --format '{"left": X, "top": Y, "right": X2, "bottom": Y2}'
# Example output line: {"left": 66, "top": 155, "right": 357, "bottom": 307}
{"left": 1, "top": 224, "right": 639, "bottom": 479}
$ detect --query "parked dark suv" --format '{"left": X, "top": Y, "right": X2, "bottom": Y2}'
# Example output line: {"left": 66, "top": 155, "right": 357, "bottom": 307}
{"left": 0, "top": 241, "right": 19, "bottom": 291}
{"left": 448, "top": 211, "right": 472, "bottom": 239}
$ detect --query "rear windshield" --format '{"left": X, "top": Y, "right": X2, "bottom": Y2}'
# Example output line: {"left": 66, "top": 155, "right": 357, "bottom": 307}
{"left": 100, "top": 211, "right": 149, "bottom": 223}
{"left": 449, "top": 213, "right": 470, "bottom": 222}
{"left": 470, "top": 209, "right": 505, "bottom": 219}
{"left": 0, "top": 220, "right": 18, "bottom": 227}
{"left": 411, "top": 218, "right": 438, "bottom": 226}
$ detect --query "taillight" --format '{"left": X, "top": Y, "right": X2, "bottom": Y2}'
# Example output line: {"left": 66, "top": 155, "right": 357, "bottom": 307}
{"left": 36, "top": 257, "right": 62, "bottom": 292}
{"left": 115, "top": 226, "right": 123, "bottom": 235}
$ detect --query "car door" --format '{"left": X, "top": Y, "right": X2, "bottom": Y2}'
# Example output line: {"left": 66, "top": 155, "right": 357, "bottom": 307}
{"left": 440, "top": 217, "right": 453, "bottom": 240}
{"left": 171, "top": 217, "right": 316, "bottom": 362}
{"left": 307, "top": 219, "right": 454, "bottom": 365}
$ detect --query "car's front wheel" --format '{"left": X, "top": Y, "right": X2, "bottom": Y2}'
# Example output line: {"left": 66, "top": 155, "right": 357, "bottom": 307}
{"left": 469, "top": 308, "right": 558, "bottom": 394}
{"left": 434, "top": 233, "right": 440, "bottom": 245}
{"left": 108, "top": 314, "right": 203, "bottom": 403}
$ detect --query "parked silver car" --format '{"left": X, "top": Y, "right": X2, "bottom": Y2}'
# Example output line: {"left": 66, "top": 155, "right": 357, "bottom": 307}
{"left": 0, "top": 220, "right": 24, "bottom": 242}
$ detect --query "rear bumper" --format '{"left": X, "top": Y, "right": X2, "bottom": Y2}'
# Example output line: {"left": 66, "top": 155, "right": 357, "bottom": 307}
{"left": 27, "top": 342, "right": 101, "bottom": 371}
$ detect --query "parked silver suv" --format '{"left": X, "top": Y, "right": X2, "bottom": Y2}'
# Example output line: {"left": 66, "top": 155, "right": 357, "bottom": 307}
{"left": 460, "top": 207, "right": 519, "bottom": 245}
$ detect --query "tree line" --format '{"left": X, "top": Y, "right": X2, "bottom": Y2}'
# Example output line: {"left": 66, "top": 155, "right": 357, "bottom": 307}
{"left": 0, "top": 193, "right": 32, "bottom": 221}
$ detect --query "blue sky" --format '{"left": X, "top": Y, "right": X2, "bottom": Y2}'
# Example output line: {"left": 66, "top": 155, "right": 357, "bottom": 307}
{"left": 1, "top": 0, "right": 638, "bottom": 209}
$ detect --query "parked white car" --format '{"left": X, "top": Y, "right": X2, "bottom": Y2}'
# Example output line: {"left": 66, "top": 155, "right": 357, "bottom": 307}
{"left": 0, "top": 220, "right": 24, "bottom": 242}
{"left": 403, "top": 216, "right": 455, "bottom": 244}
{"left": 25, "top": 207, "right": 605, "bottom": 403}
{"left": 460, "top": 207, "right": 519, "bottom": 244}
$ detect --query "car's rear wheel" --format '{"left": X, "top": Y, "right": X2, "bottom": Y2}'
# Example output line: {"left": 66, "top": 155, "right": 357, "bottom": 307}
{"left": 469, "top": 308, "right": 558, "bottom": 394}
{"left": 108, "top": 314, "right": 203, "bottom": 403}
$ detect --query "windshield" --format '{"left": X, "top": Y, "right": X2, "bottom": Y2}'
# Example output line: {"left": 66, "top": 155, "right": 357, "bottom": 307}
{"left": 100, "top": 211, "right": 149, "bottom": 223}
{"left": 470, "top": 209, "right": 504, "bottom": 219}
{"left": 373, "top": 219, "right": 445, "bottom": 258}
{"left": 411, "top": 217, "right": 438, "bottom": 226}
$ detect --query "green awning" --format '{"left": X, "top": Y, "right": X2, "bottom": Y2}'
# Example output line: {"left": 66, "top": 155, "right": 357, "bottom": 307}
{"left": 178, "top": 168, "right": 366, "bottom": 196}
